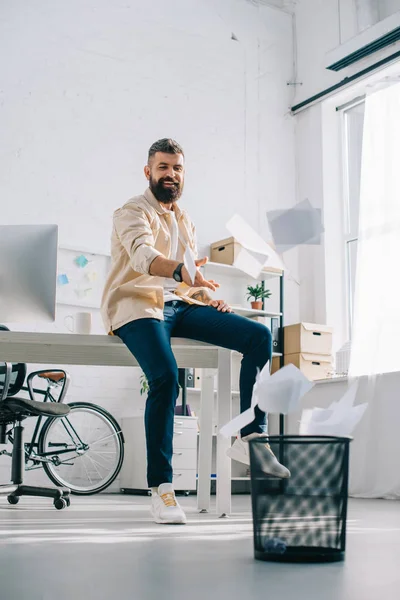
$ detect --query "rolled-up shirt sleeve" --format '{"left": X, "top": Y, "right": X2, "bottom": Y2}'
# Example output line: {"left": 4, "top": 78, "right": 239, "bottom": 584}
{"left": 113, "top": 204, "right": 163, "bottom": 275}
{"left": 191, "top": 223, "right": 198, "bottom": 260}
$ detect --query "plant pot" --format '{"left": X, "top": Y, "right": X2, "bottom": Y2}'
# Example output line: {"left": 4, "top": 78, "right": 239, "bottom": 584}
{"left": 251, "top": 301, "right": 263, "bottom": 310}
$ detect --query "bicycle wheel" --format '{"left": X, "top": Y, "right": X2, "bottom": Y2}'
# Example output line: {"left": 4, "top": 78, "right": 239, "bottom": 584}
{"left": 38, "top": 402, "right": 124, "bottom": 495}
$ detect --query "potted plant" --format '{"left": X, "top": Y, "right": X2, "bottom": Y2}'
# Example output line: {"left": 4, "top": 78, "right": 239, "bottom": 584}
{"left": 140, "top": 373, "right": 149, "bottom": 396}
{"left": 246, "top": 284, "right": 271, "bottom": 310}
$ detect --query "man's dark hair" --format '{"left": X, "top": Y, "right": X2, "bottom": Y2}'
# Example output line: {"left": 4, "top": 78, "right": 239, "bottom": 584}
{"left": 148, "top": 138, "right": 184, "bottom": 163}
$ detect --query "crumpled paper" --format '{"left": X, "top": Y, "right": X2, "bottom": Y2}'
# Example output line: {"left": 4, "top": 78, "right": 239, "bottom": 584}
{"left": 219, "top": 363, "right": 313, "bottom": 438}
{"left": 299, "top": 381, "right": 367, "bottom": 437}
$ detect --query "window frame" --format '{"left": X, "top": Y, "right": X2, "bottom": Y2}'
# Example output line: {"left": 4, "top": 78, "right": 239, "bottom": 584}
{"left": 339, "top": 97, "right": 365, "bottom": 340}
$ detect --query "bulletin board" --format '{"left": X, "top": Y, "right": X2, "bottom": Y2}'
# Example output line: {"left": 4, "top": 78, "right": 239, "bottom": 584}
{"left": 56, "top": 247, "right": 111, "bottom": 308}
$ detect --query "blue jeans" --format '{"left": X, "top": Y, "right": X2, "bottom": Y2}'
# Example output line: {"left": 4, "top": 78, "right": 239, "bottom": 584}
{"left": 115, "top": 301, "right": 272, "bottom": 487}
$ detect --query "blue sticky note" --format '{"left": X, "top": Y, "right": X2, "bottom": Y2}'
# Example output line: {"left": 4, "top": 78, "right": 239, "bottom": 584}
{"left": 74, "top": 254, "right": 89, "bottom": 268}
{"left": 57, "top": 273, "right": 69, "bottom": 286}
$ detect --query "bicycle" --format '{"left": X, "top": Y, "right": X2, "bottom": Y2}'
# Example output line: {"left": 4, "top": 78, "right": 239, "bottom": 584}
{"left": 1, "top": 369, "right": 125, "bottom": 495}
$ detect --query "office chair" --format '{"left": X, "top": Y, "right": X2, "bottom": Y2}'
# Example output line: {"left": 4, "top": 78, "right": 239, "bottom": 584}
{"left": 0, "top": 325, "right": 71, "bottom": 509}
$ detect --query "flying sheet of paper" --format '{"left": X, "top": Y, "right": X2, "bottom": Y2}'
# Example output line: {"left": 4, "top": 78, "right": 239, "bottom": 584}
{"left": 184, "top": 246, "right": 197, "bottom": 285}
{"left": 300, "top": 404, "right": 367, "bottom": 437}
{"left": 227, "top": 214, "right": 274, "bottom": 256}
{"left": 219, "top": 407, "right": 255, "bottom": 439}
{"left": 327, "top": 381, "right": 359, "bottom": 415}
{"left": 219, "top": 363, "right": 313, "bottom": 438}
{"left": 232, "top": 247, "right": 265, "bottom": 279}
{"left": 257, "top": 364, "right": 314, "bottom": 415}
{"left": 299, "top": 382, "right": 367, "bottom": 437}
{"left": 226, "top": 214, "right": 285, "bottom": 276}
{"left": 266, "top": 199, "right": 324, "bottom": 254}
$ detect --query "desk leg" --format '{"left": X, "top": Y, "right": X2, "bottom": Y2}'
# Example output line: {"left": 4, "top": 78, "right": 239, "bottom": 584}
{"left": 197, "top": 369, "right": 214, "bottom": 513}
{"left": 216, "top": 349, "right": 232, "bottom": 518}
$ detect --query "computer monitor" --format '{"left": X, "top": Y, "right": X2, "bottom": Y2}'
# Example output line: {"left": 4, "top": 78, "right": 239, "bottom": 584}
{"left": 0, "top": 225, "right": 58, "bottom": 322}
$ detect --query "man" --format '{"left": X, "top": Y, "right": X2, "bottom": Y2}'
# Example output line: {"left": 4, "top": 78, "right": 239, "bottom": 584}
{"left": 101, "top": 138, "right": 289, "bottom": 525}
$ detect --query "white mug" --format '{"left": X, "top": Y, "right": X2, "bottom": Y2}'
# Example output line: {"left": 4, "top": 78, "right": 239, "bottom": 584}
{"left": 64, "top": 312, "right": 92, "bottom": 334}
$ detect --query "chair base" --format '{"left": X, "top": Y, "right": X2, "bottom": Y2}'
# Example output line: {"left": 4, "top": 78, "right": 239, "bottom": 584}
{"left": 0, "top": 483, "right": 71, "bottom": 509}
{"left": 0, "top": 421, "right": 71, "bottom": 509}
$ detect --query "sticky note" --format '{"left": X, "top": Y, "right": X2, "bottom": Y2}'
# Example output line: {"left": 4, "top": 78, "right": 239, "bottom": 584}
{"left": 86, "top": 271, "right": 98, "bottom": 283}
{"left": 57, "top": 274, "right": 69, "bottom": 286}
{"left": 74, "top": 254, "right": 89, "bottom": 268}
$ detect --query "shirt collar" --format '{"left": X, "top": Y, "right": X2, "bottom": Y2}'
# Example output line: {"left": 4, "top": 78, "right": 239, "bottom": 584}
{"left": 143, "top": 187, "right": 183, "bottom": 219}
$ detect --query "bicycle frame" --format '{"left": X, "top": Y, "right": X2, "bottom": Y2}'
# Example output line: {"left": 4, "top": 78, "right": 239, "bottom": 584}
{"left": 6, "top": 382, "right": 88, "bottom": 469}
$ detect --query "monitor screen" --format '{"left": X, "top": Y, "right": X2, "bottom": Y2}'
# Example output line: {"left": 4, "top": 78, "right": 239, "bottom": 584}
{"left": 0, "top": 225, "right": 58, "bottom": 322}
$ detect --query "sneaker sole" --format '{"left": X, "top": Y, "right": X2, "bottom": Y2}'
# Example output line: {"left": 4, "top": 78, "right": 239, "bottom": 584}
{"left": 153, "top": 517, "right": 187, "bottom": 525}
{"left": 151, "top": 508, "right": 187, "bottom": 525}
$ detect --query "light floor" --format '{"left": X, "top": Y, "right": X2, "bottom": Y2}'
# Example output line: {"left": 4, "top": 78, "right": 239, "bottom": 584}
{"left": 0, "top": 493, "right": 399, "bottom": 600}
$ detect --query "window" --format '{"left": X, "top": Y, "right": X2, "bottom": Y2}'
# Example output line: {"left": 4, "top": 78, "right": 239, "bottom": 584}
{"left": 340, "top": 100, "right": 365, "bottom": 338}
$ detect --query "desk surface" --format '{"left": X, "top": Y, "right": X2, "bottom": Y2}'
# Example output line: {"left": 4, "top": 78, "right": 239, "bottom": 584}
{"left": 0, "top": 331, "right": 219, "bottom": 368}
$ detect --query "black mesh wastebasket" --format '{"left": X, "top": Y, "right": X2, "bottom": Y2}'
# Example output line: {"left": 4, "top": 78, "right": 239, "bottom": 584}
{"left": 249, "top": 435, "right": 351, "bottom": 563}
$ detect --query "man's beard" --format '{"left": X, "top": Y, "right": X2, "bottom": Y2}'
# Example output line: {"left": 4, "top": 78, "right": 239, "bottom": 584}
{"left": 149, "top": 175, "right": 183, "bottom": 204}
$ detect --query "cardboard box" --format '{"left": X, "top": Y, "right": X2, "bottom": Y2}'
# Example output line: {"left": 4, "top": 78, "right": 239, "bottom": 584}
{"left": 270, "top": 356, "right": 281, "bottom": 375}
{"left": 210, "top": 237, "right": 242, "bottom": 265}
{"left": 284, "top": 322, "right": 333, "bottom": 356}
{"left": 284, "top": 353, "right": 333, "bottom": 381}
{"left": 210, "top": 237, "right": 283, "bottom": 274}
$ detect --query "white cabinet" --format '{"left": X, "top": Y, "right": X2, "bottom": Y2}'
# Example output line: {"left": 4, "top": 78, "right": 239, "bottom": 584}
{"left": 120, "top": 415, "right": 198, "bottom": 492}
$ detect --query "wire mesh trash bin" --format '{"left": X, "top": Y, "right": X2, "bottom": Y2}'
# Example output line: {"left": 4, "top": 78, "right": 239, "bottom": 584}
{"left": 249, "top": 435, "right": 351, "bottom": 563}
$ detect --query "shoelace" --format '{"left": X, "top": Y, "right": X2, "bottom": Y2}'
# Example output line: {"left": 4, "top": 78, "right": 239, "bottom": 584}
{"left": 160, "top": 492, "right": 177, "bottom": 507}
{"left": 265, "top": 443, "right": 274, "bottom": 456}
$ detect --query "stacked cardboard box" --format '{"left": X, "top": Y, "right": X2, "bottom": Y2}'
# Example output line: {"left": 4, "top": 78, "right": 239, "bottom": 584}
{"left": 283, "top": 323, "right": 333, "bottom": 380}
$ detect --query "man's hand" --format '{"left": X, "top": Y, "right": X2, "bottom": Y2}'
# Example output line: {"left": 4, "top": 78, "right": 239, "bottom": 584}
{"left": 181, "top": 256, "right": 219, "bottom": 292}
{"left": 208, "top": 299, "right": 232, "bottom": 313}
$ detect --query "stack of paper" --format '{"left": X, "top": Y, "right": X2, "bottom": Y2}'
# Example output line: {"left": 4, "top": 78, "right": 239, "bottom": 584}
{"left": 299, "top": 382, "right": 367, "bottom": 437}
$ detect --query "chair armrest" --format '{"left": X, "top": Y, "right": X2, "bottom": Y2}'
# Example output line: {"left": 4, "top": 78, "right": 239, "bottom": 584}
{"left": 27, "top": 369, "right": 71, "bottom": 404}
{"left": 0, "top": 362, "right": 12, "bottom": 402}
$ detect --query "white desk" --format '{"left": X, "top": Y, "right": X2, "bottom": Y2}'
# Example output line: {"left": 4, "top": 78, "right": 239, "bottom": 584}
{"left": 0, "top": 331, "right": 232, "bottom": 516}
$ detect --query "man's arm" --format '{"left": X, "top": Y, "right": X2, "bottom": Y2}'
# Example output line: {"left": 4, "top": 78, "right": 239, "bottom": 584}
{"left": 149, "top": 256, "right": 181, "bottom": 278}
{"left": 114, "top": 203, "right": 163, "bottom": 275}
{"left": 188, "top": 288, "right": 213, "bottom": 303}
{"left": 150, "top": 256, "right": 218, "bottom": 292}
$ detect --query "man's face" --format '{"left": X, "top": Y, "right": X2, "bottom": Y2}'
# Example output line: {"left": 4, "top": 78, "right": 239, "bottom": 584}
{"left": 144, "top": 152, "right": 185, "bottom": 204}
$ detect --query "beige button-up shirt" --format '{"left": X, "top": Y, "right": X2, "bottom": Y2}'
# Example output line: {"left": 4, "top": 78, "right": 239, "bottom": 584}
{"left": 101, "top": 188, "right": 207, "bottom": 333}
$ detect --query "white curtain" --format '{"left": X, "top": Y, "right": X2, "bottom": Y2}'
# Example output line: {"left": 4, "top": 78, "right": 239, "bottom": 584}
{"left": 350, "top": 83, "right": 400, "bottom": 377}
{"left": 348, "top": 82, "right": 400, "bottom": 498}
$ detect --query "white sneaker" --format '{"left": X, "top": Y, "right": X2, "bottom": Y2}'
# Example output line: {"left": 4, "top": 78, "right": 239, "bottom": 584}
{"left": 151, "top": 483, "right": 187, "bottom": 524}
{"left": 226, "top": 433, "right": 291, "bottom": 479}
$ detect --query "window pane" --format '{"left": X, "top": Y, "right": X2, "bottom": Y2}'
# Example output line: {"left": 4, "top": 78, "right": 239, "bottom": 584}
{"left": 344, "top": 102, "right": 365, "bottom": 236}
{"left": 352, "top": 0, "right": 400, "bottom": 34}
{"left": 347, "top": 238, "right": 358, "bottom": 336}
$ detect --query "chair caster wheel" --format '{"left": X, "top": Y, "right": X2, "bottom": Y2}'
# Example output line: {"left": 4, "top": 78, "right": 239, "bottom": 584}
{"left": 65, "top": 497, "right": 71, "bottom": 507}
{"left": 7, "top": 495, "right": 19, "bottom": 505}
{"left": 54, "top": 497, "right": 68, "bottom": 510}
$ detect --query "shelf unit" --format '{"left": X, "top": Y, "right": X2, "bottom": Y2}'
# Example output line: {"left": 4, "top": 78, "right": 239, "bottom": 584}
{"left": 230, "top": 306, "right": 282, "bottom": 319}
{"left": 203, "top": 261, "right": 283, "bottom": 281}
{"left": 179, "top": 260, "right": 285, "bottom": 436}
